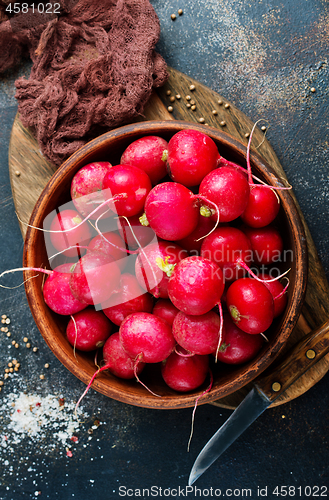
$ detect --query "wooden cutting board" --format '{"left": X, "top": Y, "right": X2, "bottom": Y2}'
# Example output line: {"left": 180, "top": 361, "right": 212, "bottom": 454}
{"left": 8, "top": 67, "right": 329, "bottom": 409}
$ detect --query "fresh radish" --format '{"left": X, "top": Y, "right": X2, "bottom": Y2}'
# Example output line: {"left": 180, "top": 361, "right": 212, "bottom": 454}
{"left": 199, "top": 165, "right": 250, "bottom": 222}
{"left": 66, "top": 308, "right": 112, "bottom": 352}
{"left": 259, "top": 272, "right": 288, "bottom": 317}
{"left": 119, "top": 312, "right": 176, "bottom": 364}
{"left": 200, "top": 226, "right": 253, "bottom": 282}
{"left": 176, "top": 215, "right": 216, "bottom": 255}
{"left": 226, "top": 277, "right": 274, "bottom": 334}
{"left": 70, "top": 251, "right": 121, "bottom": 305}
{"left": 102, "top": 164, "right": 152, "bottom": 217}
{"left": 141, "top": 182, "right": 200, "bottom": 241}
{"left": 43, "top": 263, "right": 88, "bottom": 315}
{"left": 116, "top": 213, "right": 156, "bottom": 250}
{"left": 48, "top": 209, "right": 92, "bottom": 258}
{"left": 70, "top": 161, "right": 113, "bottom": 219}
{"left": 216, "top": 312, "right": 263, "bottom": 364}
{"left": 102, "top": 332, "right": 145, "bottom": 379}
{"left": 101, "top": 273, "right": 153, "bottom": 326}
{"left": 120, "top": 135, "right": 168, "bottom": 184}
{"left": 161, "top": 348, "right": 209, "bottom": 392}
{"left": 167, "top": 256, "right": 224, "bottom": 316}
{"left": 241, "top": 185, "right": 280, "bottom": 228}
{"left": 166, "top": 129, "right": 220, "bottom": 187}
{"left": 241, "top": 224, "right": 284, "bottom": 265}
{"left": 152, "top": 298, "right": 179, "bottom": 326}
{"left": 87, "top": 231, "right": 127, "bottom": 271}
{"left": 75, "top": 332, "right": 146, "bottom": 410}
{"left": 172, "top": 310, "right": 221, "bottom": 355}
{"left": 135, "top": 240, "right": 188, "bottom": 298}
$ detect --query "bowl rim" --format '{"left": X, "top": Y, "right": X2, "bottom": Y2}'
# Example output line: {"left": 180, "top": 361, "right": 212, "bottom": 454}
{"left": 23, "top": 120, "right": 308, "bottom": 409}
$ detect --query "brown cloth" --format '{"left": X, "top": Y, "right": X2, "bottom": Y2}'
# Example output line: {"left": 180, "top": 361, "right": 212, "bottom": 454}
{"left": 0, "top": 0, "right": 168, "bottom": 166}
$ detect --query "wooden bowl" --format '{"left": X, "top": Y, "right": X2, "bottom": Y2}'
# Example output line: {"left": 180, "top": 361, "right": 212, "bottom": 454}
{"left": 23, "top": 120, "right": 308, "bottom": 409}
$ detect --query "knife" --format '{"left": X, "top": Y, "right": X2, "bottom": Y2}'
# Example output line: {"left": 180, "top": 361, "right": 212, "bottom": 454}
{"left": 189, "top": 320, "right": 329, "bottom": 485}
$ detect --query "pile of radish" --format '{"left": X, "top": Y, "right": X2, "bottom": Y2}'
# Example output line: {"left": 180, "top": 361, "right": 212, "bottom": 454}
{"left": 35, "top": 128, "right": 290, "bottom": 400}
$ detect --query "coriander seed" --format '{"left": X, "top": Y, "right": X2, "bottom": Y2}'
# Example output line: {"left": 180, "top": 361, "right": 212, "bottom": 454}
{"left": 178, "top": 9, "right": 183, "bottom": 15}
{"left": 171, "top": 13, "right": 176, "bottom": 20}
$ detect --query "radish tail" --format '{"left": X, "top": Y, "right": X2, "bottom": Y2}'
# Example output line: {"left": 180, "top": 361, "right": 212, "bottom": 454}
{"left": 0, "top": 267, "right": 52, "bottom": 289}
{"left": 74, "top": 365, "right": 109, "bottom": 416}
{"left": 134, "top": 355, "right": 161, "bottom": 398}
{"left": 215, "top": 301, "right": 224, "bottom": 363}
{"left": 187, "top": 369, "right": 214, "bottom": 452}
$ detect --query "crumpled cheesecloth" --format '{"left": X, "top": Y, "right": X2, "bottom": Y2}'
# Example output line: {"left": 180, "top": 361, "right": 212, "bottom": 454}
{"left": 0, "top": 0, "right": 168, "bottom": 166}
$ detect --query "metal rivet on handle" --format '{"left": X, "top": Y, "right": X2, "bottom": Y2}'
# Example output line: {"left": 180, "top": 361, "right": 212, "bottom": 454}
{"left": 306, "top": 349, "right": 316, "bottom": 359}
{"left": 272, "top": 382, "right": 281, "bottom": 392}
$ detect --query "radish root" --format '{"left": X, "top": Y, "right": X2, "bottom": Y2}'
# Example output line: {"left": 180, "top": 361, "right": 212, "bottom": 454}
{"left": 187, "top": 369, "right": 214, "bottom": 452}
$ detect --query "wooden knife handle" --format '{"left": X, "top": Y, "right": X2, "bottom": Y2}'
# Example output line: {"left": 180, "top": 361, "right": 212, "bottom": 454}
{"left": 254, "top": 320, "right": 329, "bottom": 402}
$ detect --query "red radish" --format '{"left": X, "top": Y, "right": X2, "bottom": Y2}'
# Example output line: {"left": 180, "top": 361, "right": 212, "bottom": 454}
{"left": 43, "top": 263, "right": 87, "bottom": 315}
{"left": 101, "top": 273, "right": 153, "bottom": 326}
{"left": 161, "top": 348, "right": 209, "bottom": 392}
{"left": 200, "top": 226, "right": 253, "bottom": 282}
{"left": 135, "top": 240, "right": 188, "bottom": 298}
{"left": 152, "top": 299, "right": 179, "bottom": 326}
{"left": 70, "top": 161, "right": 113, "bottom": 219}
{"left": 48, "top": 209, "right": 92, "bottom": 258}
{"left": 199, "top": 166, "right": 250, "bottom": 222}
{"left": 117, "top": 213, "right": 156, "bottom": 250}
{"left": 102, "top": 164, "right": 152, "bottom": 217}
{"left": 70, "top": 251, "right": 121, "bottom": 305}
{"left": 241, "top": 225, "right": 283, "bottom": 265}
{"left": 216, "top": 312, "right": 263, "bottom": 364}
{"left": 226, "top": 277, "right": 274, "bottom": 334}
{"left": 102, "top": 332, "right": 145, "bottom": 379}
{"left": 119, "top": 312, "right": 176, "bottom": 364}
{"left": 120, "top": 135, "right": 168, "bottom": 184}
{"left": 75, "top": 332, "right": 146, "bottom": 410}
{"left": 167, "top": 129, "right": 220, "bottom": 187}
{"left": 141, "top": 182, "right": 200, "bottom": 241}
{"left": 172, "top": 310, "right": 221, "bottom": 355}
{"left": 88, "top": 231, "right": 127, "bottom": 271}
{"left": 259, "top": 272, "right": 288, "bottom": 317}
{"left": 66, "top": 308, "right": 112, "bottom": 351}
{"left": 167, "top": 256, "right": 224, "bottom": 316}
{"left": 176, "top": 215, "right": 216, "bottom": 255}
{"left": 241, "top": 185, "right": 280, "bottom": 228}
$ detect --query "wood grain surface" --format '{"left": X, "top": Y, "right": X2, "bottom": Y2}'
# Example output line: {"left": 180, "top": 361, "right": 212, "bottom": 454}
{"left": 8, "top": 67, "right": 329, "bottom": 409}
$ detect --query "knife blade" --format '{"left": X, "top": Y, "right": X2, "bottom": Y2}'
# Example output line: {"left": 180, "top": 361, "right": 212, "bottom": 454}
{"left": 189, "top": 320, "right": 329, "bottom": 485}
